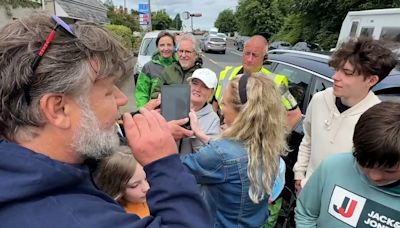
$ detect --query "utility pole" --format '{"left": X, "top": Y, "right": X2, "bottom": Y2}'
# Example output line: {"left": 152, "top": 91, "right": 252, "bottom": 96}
{"left": 148, "top": 0, "right": 152, "bottom": 30}
{"left": 42, "top": 0, "right": 45, "bottom": 10}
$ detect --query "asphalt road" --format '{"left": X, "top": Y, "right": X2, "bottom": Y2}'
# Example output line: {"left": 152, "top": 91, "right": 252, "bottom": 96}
{"left": 119, "top": 38, "right": 243, "bottom": 114}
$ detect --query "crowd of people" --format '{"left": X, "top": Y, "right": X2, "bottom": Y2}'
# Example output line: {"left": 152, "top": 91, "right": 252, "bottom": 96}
{"left": 0, "top": 12, "right": 399, "bottom": 228}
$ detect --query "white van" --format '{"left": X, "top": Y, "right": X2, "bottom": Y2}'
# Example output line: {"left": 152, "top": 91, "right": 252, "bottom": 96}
{"left": 336, "top": 8, "right": 400, "bottom": 49}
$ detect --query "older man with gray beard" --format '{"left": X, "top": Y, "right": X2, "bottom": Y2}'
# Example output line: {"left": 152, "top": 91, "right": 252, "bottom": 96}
{"left": 0, "top": 13, "right": 211, "bottom": 227}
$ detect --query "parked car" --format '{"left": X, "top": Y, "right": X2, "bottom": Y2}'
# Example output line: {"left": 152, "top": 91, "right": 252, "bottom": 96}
{"left": 216, "top": 33, "right": 227, "bottom": 41}
{"left": 236, "top": 36, "right": 250, "bottom": 51}
{"left": 200, "top": 35, "right": 226, "bottom": 54}
{"left": 269, "top": 41, "right": 292, "bottom": 50}
{"left": 292, "top": 41, "right": 323, "bottom": 52}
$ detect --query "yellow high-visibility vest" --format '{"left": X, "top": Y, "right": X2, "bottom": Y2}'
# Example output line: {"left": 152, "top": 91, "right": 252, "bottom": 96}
{"left": 215, "top": 66, "right": 297, "bottom": 110}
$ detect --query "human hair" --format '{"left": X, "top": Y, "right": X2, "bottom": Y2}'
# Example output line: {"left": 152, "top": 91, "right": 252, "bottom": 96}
{"left": 95, "top": 146, "right": 138, "bottom": 206}
{"left": 221, "top": 73, "right": 288, "bottom": 203}
{"left": 353, "top": 102, "right": 400, "bottom": 169}
{"left": 245, "top": 35, "right": 269, "bottom": 56}
{"left": 156, "top": 31, "right": 175, "bottom": 47}
{"left": 0, "top": 13, "right": 132, "bottom": 141}
{"left": 329, "top": 38, "right": 397, "bottom": 82}
{"left": 179, "top": 33, "right": 201, "bottom": 54}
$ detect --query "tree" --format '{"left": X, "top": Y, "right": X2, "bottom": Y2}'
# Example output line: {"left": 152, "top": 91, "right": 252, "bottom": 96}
{"left": 235, "top": 0, "right": 283, "bottom": 36}
{"left": 289, "top": 0, "right": 400, "bottom": 49}
{"left": 214, "top": 9, "right": 237, "bottom": 34}
{"left": 172, "top": 14, "right": 182, "bottom": 30}
{"left": 151, "top": 10, "right": 172, "bottom": 30}
{"left": 104, "top": 24, "right": 133, "bottom": 49}
{"left": 105, "top": 3, "right": 140, "bottom": 32}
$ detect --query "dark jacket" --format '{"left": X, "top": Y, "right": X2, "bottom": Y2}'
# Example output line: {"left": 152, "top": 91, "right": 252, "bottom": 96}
{"left": 0, "top": 140, "right": 211, "bottom": 227}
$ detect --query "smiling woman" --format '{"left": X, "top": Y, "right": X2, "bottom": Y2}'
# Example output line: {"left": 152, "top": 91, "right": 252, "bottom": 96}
{"left": 179, "top": 68, "right": 220, "bottom": 155}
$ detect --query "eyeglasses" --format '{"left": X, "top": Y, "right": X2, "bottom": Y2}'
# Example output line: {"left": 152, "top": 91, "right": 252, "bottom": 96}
{"left": 178, "top": 49, "right": 194, "bottom": 55}
{"left": 243, "top": 51, "right": 262, "bottom": 58}
{"left": 24, "top": 15, "right": 75, "bottom": 105}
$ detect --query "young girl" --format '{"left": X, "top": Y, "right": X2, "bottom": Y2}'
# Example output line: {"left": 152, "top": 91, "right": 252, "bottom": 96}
{"left": 95, "top": 146, "right": 150, "bottom": 218}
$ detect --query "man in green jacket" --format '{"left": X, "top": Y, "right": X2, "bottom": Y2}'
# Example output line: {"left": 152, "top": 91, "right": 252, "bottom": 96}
{"left": 135, "top": 31, "right": 178, "bottom": 108}
{"left": 153, "top": 33, "right": 202, "bottom": 99}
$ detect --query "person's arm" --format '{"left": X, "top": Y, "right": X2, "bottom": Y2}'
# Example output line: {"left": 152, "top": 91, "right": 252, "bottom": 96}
{"left": 181, "top": 141, "right": 226, "bottom": 184}
{"left": 295, "top": 159, "right": 325, "bottom": 227}
{"left": 135, "top": 70, "right": 152, "bottom": 109}
{"left": 123, "top": 109, "right": 211, "bottom": 227}
{"left": 190, "top": 112, "right": 220, "bottom": 151}
{"left": 287, "top": 106, "right": 302, "bottom": 131}
{"left": 293, "top": 99, "right": 313, "bottom": 193}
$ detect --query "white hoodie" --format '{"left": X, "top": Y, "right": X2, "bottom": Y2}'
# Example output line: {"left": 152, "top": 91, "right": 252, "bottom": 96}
{"left": 293, "top": 87, "right": 380, "bottom": 186}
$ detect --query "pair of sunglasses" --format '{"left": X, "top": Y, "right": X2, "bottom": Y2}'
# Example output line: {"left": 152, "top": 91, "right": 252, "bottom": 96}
{"left": 25, "top": 15, "right": 75, "bottom": 105}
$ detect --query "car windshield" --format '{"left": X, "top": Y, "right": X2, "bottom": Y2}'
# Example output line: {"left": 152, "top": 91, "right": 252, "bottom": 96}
{"left": 281, "top": 43, "right": 291, "bottom": 47}
{"left": 139, "top": 38, "right": 157, "bottom": 56}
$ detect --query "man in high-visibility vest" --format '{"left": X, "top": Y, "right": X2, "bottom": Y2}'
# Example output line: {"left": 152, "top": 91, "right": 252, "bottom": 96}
{"left": 213, "top": 35, "right": 302, "bottom": 130}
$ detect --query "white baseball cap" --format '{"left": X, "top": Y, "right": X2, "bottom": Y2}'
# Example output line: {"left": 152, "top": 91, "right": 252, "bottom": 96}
{"left": 187, "top": 68, "right": 218, "bottom": 89}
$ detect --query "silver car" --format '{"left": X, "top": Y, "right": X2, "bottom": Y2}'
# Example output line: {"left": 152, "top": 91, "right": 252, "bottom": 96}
{"left": 200, "top": 35, "right": 226, "bottom": 54}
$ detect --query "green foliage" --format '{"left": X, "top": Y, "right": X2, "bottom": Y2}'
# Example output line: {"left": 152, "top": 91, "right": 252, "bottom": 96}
{"left": 172, "top": 14, "right": 182, "bottom": 30}
{"left": 214, "top": 9, "right": 237, "bottom": 34}
{"left": 152, "top": 10, "right": 172, "bottom": 30}
{"left": 290, "top": 0, "right": 400, "bottom": 49}
{"left": 272, "top": 14, "right": 303, "bottom": 44}
{"left": 0, "top": 0, "right": 40, "bottom": 17}
{"left": 106, "top": 4, "right": 140, "bottom": 32}
{"left": 104, "top": 24, "right": 133, "bottom": 49}
{"left": 236, "top": 0, "right": 283, "bottom": 36}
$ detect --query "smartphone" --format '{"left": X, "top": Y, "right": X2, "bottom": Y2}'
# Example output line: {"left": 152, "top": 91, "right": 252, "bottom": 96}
{"left": 161, "top": 84, "right": 191, "bottom": 129}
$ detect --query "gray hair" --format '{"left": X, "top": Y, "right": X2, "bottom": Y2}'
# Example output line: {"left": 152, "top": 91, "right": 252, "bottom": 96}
{"left": 0, "top": 13, "right": 133, "bottom": 141}
{"left": 179, "top": 33, "right": 201, "bottom": 54}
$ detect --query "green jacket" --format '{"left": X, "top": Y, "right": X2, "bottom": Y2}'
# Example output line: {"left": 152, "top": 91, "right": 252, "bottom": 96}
{"left": 151, "top": 61, "right": 202, "bottom": 99}
{"left": 135, "top": 51, "right": 178, "bottom": 108}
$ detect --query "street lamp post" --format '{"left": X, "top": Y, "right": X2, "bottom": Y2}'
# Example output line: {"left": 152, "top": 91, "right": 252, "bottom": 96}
{"left": 189, "top": 13, "right": 202, "bottom": 32}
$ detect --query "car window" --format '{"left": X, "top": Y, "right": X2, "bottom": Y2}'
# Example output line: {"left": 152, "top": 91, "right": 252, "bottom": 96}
{"left": 139, "top": 38, "right": 157, "bottom": 56}
{"left": 263, "top": 61, "right": 276, "bottom": 72}
{"left": 274, "top": 64, "right": 313, "bottom": 112}
{"left": 309, "top": 77, "right": 333, "bottom": 106}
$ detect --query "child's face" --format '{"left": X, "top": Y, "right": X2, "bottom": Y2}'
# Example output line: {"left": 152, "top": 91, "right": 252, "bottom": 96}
{"left": 124, "top": 164, "right": 149, "bottom": 203}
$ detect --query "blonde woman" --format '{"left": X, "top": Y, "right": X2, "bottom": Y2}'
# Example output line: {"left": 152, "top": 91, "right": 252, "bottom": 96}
{"left": 95, "top": 146, "right": 150, "bottom": 218}
{"left": 182, "top": 73, "right": 288, "bottom": 227}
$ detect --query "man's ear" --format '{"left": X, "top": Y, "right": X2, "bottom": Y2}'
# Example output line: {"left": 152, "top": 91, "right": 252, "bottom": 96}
{"left": 368, "top": 75, "right": 379, "bottom": 87}
{"left": 39, "top": 94, "right": 71, "bottom": 129}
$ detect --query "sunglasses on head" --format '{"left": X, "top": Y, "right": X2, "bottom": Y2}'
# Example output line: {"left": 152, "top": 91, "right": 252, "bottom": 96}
{"left": 24, "top": 15, "right": 75, "bottom": 105}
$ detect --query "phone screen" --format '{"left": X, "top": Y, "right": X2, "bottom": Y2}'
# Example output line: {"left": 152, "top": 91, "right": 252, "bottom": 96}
{"left": 161, "top": 84, "right": 191, "bottom": 124}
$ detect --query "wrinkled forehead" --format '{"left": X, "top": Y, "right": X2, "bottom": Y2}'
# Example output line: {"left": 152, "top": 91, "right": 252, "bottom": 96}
{"left": 179, "top": 40, "right": 194, "bottom": 51}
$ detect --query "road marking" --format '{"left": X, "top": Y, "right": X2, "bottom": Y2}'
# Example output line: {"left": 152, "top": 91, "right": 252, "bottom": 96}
{"left": 228, "top": 49, "right": 242, "bottom": 56}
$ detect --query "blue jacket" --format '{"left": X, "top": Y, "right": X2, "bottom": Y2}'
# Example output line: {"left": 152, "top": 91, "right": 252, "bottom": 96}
{"left": 182, "top": 139, "right": 269, "bottom": 227}
{"left": 0, "top": 139, "right": 211, "bottom": 228}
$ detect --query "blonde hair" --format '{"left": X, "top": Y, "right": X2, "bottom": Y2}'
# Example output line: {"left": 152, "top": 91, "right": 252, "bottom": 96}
{"left": 221, "top": 73, "right": 288, "bottom": 203}
{"left": 95, "top": 146, "right": 137, "bottom": 206}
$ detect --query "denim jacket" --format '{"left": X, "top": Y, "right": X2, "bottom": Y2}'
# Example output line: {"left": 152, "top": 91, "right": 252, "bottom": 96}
{"left": 182, "top": 139, "right": 269, "bottom": 228}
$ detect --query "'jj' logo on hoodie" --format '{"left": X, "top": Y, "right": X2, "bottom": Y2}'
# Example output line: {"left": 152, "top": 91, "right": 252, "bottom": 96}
{"left": 328, "top": 186, "right": 366, "bottom": 227}
{"left": 333, "top": 196, "right": 358, "bottom": 218}
{"left": 328, "top": 186, "right": 400, "bottom": 227}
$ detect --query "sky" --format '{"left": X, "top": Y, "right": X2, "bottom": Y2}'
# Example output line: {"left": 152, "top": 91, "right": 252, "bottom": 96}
{"left": 109, "top": 0, "right": 239, "bottom": 30}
